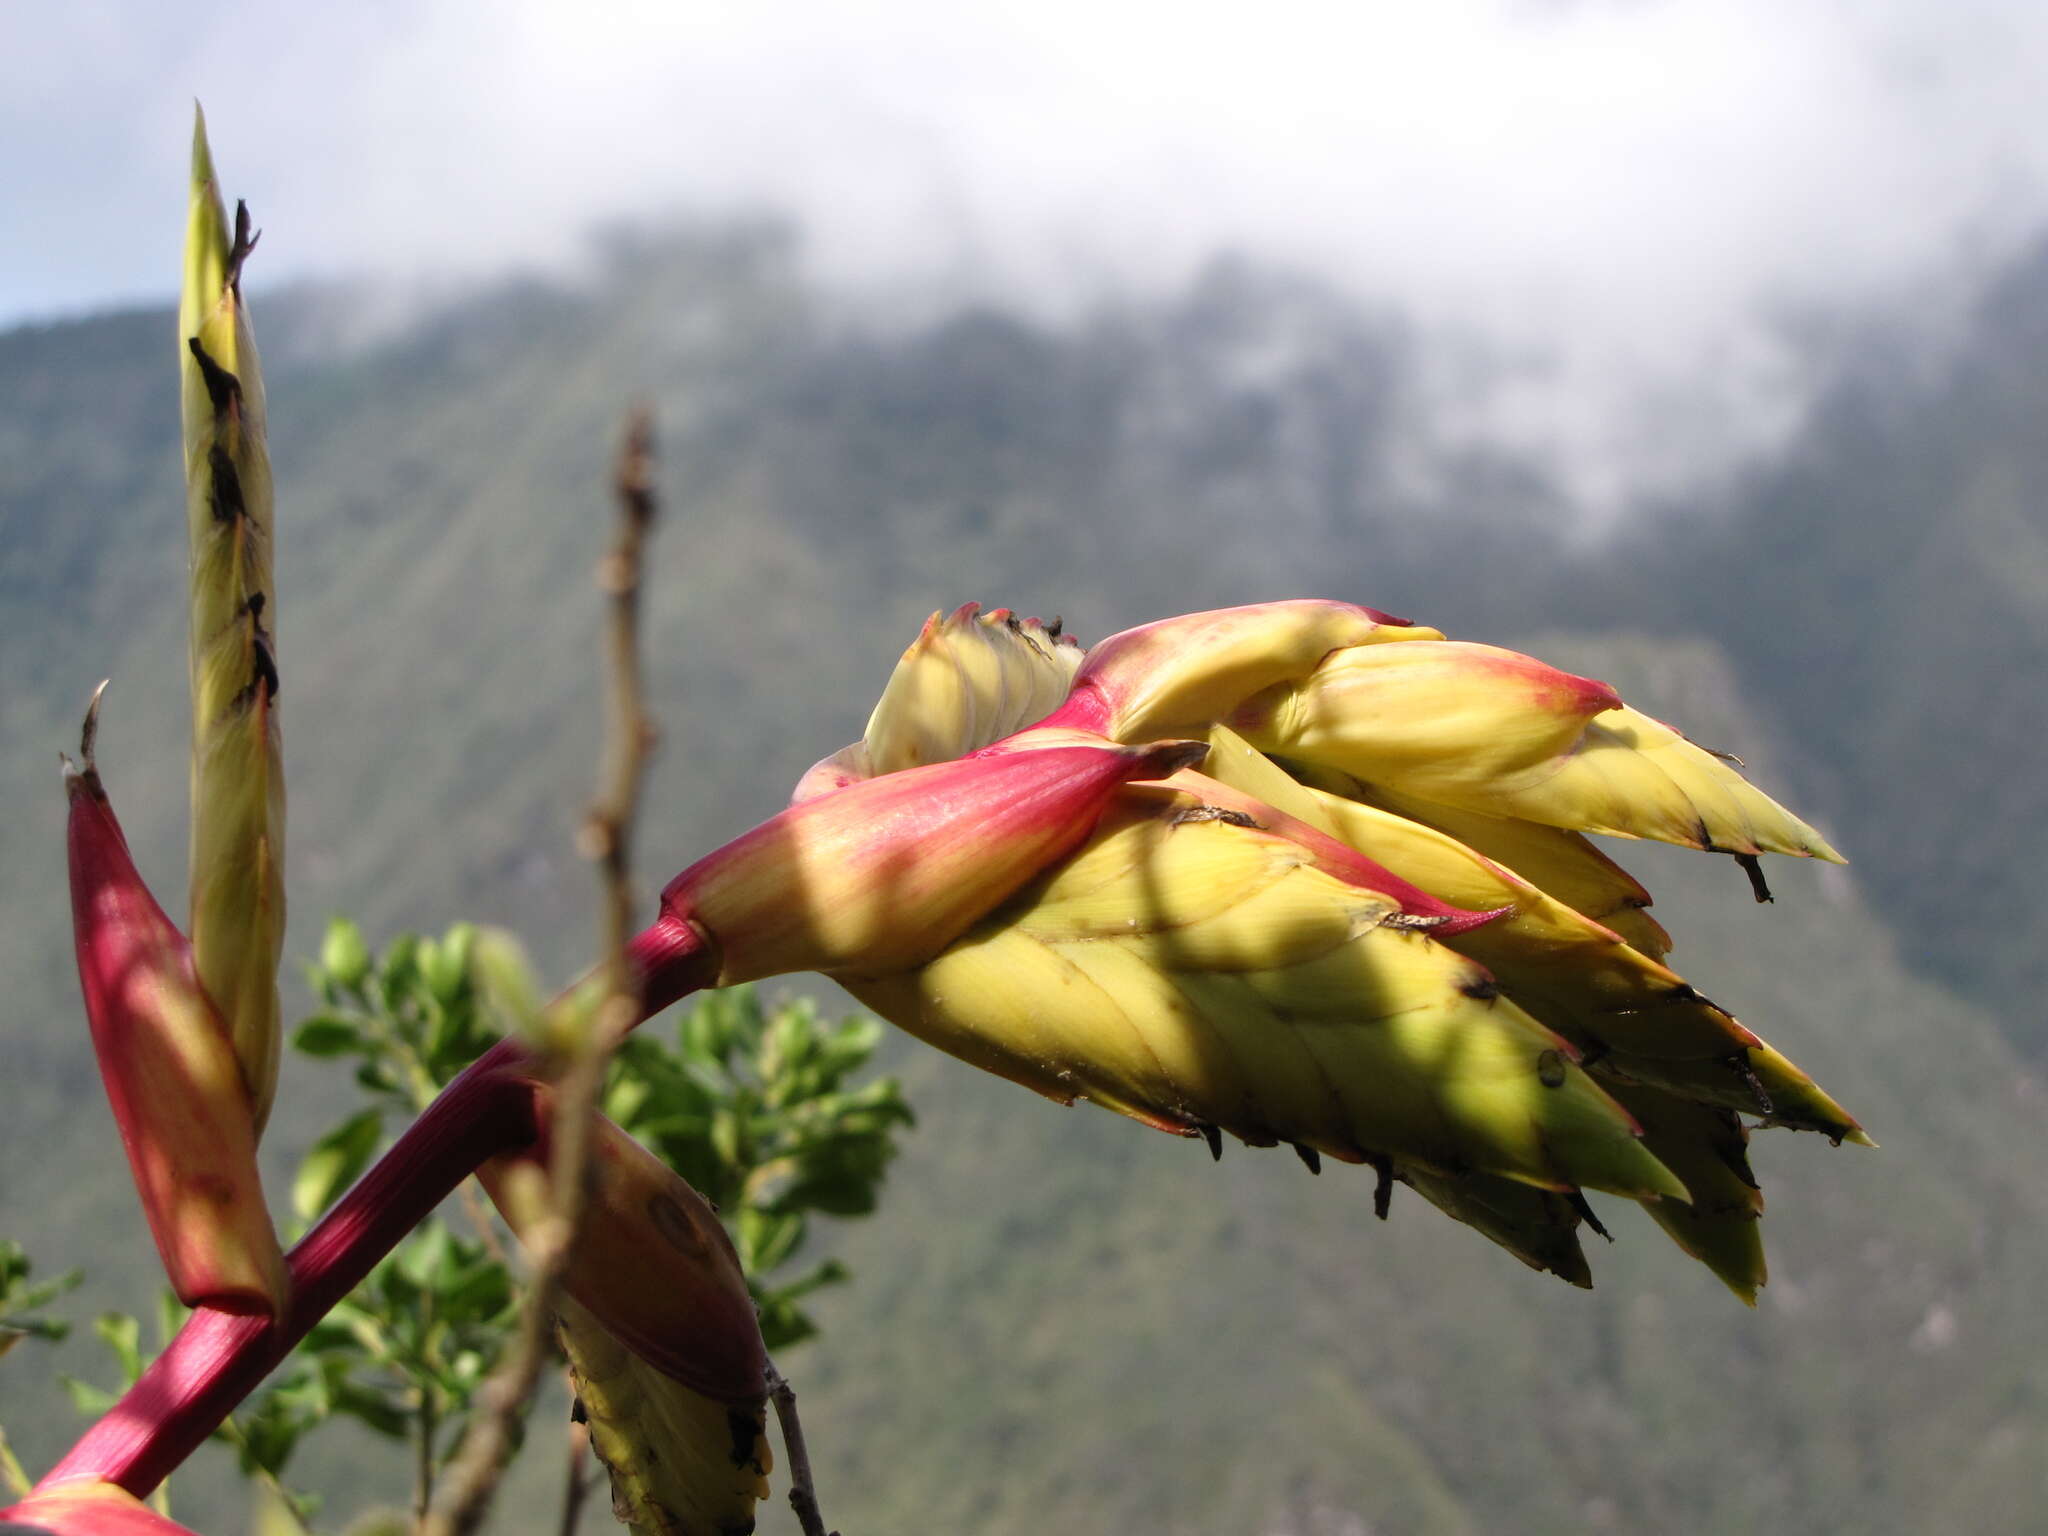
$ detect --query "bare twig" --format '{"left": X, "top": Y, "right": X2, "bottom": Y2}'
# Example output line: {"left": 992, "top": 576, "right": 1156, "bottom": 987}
{"left": 588, "top": 406, "right": 660, "bottom": 1009}
{"left": 418, "top": 411, "right": 661, "bottom": 1536}
{"left": 413, "top": 1388, "right": 438, "bottom": 1522}
{"left": 765, "top": 1361, "right": 838, "bottom": 1536}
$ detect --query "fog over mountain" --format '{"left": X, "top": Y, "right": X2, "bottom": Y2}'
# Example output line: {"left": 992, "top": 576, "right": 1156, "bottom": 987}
{"left": 13, "top": 0, "right": 2048, "bottom": 510}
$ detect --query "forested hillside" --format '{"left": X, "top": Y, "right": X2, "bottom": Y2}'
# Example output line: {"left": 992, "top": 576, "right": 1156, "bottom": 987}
{"left": 3, "top": 227, "right": 2042, "bottom": 1532}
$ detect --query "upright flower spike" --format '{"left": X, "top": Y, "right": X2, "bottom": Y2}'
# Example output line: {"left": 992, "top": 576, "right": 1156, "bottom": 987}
{"left": 64, "top": 691, "right": 287, "bottom": 1319}
{"left": 181, "top": 107, "right": 284, "bottom": 1132}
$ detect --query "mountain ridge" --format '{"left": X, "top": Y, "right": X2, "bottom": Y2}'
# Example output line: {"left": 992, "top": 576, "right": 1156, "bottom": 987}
{"left": 2, "top": 228, "right": 2042, "bottom": 1532}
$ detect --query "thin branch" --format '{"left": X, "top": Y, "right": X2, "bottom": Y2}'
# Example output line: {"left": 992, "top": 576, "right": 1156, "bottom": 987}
{"left": 591, "top": 405, "right": 660, "bottom": 1009}
{"left": 413, "top": 1387, "right": 438, "bottom": 1522}
{"left": 765, "top": 1361, "right": 838, "bottom": 1536}
{"left": 419, "top": 411, "right": 661, "bottom": 1536}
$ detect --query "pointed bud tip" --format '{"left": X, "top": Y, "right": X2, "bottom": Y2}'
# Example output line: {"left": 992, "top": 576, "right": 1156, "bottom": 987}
{"left": 62, "top": 681, "right": 111, "bottom": 795}
{"left": 1569, "top": 672, "right": 1625, "bottom": 717}
{"left": 190, "top": 103, "right": 216, "bottom": 187}
{"left": 80, "top": 679, "right": 108, "bottom": 764}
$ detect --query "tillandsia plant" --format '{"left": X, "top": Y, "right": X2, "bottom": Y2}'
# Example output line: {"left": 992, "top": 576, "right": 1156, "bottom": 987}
{"left": 8, "top": 108, "right": 1866, "bottom": 1536}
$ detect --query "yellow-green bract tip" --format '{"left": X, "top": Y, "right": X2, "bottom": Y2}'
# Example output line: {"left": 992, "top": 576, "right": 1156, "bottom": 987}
{"left": 191, "top": 102, "right": 215, "bottom": 188}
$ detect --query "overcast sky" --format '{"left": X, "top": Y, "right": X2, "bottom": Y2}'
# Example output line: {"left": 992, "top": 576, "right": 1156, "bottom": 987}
{"left": 10, "top": 0, "right": 2048, "bottom": 505}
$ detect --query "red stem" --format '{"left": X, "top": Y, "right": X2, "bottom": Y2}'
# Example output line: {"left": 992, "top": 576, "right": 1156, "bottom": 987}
{"left": 39, "top": 915, "right": 713, "bottom": 1498}
{"left": 629, "top": 909, "right": 714, "bottom": 1018}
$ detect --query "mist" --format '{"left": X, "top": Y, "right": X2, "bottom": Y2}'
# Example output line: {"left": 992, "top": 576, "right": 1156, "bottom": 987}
{"left": 10, "top": 0, "right": 2048, "bottom": 509}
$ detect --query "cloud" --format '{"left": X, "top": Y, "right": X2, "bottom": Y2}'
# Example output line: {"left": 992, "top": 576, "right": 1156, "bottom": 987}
{"left": 9, "top": 0, "right": 2048, "bottom": 508}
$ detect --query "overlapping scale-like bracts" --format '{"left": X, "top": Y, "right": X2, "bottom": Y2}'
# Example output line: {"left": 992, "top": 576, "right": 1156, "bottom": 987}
{"left": 769, "top": 598, "right": 1864, "bottom": 1303}
{"left": 182, "top": 111, "right": 285, "bottom": 1134}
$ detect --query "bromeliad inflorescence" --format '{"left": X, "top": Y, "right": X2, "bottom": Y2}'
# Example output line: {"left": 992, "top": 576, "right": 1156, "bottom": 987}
{"left": 656, "top": 599, "right": 1864, "bottom": 1302}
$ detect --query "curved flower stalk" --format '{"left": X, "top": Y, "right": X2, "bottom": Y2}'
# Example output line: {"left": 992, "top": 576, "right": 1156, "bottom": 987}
{"left": 63, "top": 692, "right": 287, "bottom": 1319}
{"left": 679, "top": 598, "right": 1864, "bottom": 1302}
{"left": 182, "top": 110, "right": 284, "bottom": 1132}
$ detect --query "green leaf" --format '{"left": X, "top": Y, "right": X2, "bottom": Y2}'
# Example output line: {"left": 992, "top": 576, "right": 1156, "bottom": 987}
{"left": 754, "top": 1294, "right": 818, "bottom": 1353}
{"left": 470, "top": 927, "right": 542, "bottom": 1042}
{"left": 737, "top": 1208, "right": 804, "bottom": 1274}
{"left": 293, "top": 1108, "right": 385, "bottom": 1221}
{"left": 424, "top": 923, "right": 476, "bottom": 1008}
{"left": 777, "top": 1258, "right": 849, "bottom": 1301}
{"left": 377, "top": 934, "right": 420, "bottom": 1014}
{"left": 154, "top": 1291, "right": 190, "bottom": 1349}
{"left": 0, "top": 1240, "right": 81, "bottom": 1345}
{"left": 94, "top": 1311, "right": 144, "bottom": 1383}
{"left": 330, "top": 1382, "right": 411, "bottom": 1440}
{"left": 395, "top": 1222, "right": 453, "bottom": 1289}
{"left": 291, "top": 1014, "right": 365, "bottom": 1058}
{"left": 60, "top": 1375, "right": 119, "bottom": 1416}
{"left": 710, "top": 1107, "right": 745, "bottom": 1169}
{"left": 438, "top": 1256, "right": 513, "bottom": 1321}
{"left": 421, "top": 998, "right": 458, "bottom": 1073}
{"left": 319, "top": 918, "right": 372, "bottom": 993}
{"left": 601, "top": 1072, "right": 653, "bottom": 1127}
